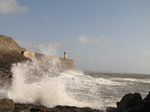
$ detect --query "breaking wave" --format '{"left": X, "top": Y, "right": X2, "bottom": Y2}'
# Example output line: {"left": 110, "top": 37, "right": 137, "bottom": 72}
{"left": 110, "top": 78, "right": 150, "bottom": 83}
{"left": 8, "top": 58, "right": 104, "bottom": 109}
{"left": 5, "top": 43, "right": 106, "bottom": 109}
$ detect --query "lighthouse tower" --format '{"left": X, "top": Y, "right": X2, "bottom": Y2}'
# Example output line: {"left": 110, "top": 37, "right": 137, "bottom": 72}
{"left": 64, "top": 51, "right": 67, "bottom": 59}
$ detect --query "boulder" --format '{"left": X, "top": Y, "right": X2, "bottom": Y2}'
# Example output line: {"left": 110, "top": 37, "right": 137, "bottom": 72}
{"left": 106, "top": 107, "right": 119, "bottom": 112}
{"left": 140, "top": 91, "right": 150, "bottom": 112}
{"left": 0, "top": 98, "right": 14, "bottom": 112}
{"left": 143, "top": 91, "right": 150, "bottom": 101}
{"left": 116, "top": 93, "right": 142, "bottom": 110}
{"left": 107, "top": 92, "right": 150, "bottom": 112}
{"left": 23, "top": 51, "right": 35, "bottom": 60}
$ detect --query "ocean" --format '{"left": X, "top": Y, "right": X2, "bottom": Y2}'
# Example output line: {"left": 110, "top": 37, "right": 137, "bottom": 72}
{"left": 86, "top": 72, "right": 150, "bottom": 107}
{"left": 0, "top": 57, "right": 149, "bottom": 111}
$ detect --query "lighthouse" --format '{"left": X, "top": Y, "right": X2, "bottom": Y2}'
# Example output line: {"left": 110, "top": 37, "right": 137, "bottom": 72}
{"left": 64, "top": 51, "right": 67, "bottom": 59}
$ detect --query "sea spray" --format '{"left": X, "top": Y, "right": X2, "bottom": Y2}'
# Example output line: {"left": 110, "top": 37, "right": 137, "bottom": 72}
{"left": 38, "top": 43, "right": 60, "bottom": 56}
{"left": 8, "top": 57, "right": 104, "bottom": 109}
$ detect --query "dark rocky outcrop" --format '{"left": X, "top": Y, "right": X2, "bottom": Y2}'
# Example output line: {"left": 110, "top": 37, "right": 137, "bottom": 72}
{"left": 0, "top": 35, "right": 28, "bottom": 68}
{"left": 0, "top": 35, "right": 28, "bottom": 86}
{"left": 0, "top": 98, "right": 103, "bottom": 112}
{"left": 116, "top": 93, "right": 142, "bottom": 112}
{"left": 106, "top": 92, "right": 150, "bottom": 112}
{"left": 0, "top": 98, "right": 14, "bottom": 112}
{"left": 141, "top": 91, "right": 150, "bottom": 112}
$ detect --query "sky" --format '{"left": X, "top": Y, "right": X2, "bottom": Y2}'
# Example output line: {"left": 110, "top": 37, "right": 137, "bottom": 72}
{"left": 0, "top": 0, "right": 150, "bottom": 74}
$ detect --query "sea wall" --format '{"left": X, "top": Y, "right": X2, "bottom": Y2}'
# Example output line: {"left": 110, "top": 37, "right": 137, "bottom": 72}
{"left": 23, "top": 50, "right": 75, "bottom": 70}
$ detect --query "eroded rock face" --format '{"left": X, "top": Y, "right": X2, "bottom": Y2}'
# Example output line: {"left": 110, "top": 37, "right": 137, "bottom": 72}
{"left": 0, "top": 35, "right": 28, "bottom": 70}
{"left": 0, "top": 35, "right": 29, "bottom": 86}
{"left": 0, "top": 35, "right": 25, "bottom": 52}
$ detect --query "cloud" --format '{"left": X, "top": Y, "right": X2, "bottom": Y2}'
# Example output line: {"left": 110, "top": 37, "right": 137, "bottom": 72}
{"left": 78, "top": 35, "right": 104, "bottom": 44}
{"left": 110, "top": 52, "right": 117, "bottom": 56}
{"left": 143, "top": 50, "right": 150, "bottom": 57}
{"left": 0, "top": 0, "right": 28, "bottom": 14}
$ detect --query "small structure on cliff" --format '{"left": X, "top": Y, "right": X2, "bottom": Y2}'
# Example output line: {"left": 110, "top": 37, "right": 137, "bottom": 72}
{"left": 64, "top": 51, "right": 67, "bottom": 59}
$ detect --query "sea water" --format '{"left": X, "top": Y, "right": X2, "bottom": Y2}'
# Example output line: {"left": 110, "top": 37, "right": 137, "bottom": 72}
{"left": 0, "top": 43, "right": 150, "bottom": 110}
{"left": 5, "top": 57, "right": 150, "bottom": 110}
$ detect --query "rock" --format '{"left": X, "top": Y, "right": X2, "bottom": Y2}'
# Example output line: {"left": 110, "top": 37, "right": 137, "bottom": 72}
{"left": 106, "top": 107, "right": 119, "bottom": 112}
{"left": 14, "top": 103, "right": 32, "bottom": 112}
{"left": 23, "top": 51, "right": 35, "bottom": 60}
{"left": 54, "top": 105, "right": 103, "bottom": 112}
{"left": 0, "top": 35, "right": 25, "bottom": 52}
{"left": 116, "top": 93, "right": 142, "bottom": 112}
{"left": 14, "top": 103, "right": 103, "bottom": 112}
{"left": 0, "top": 98, "right": 14, "bottom": 112}
{"left": 140, "top": 91, "right": 150, "bottom": 112}
{"left": 0, "top": 35, "right": 28, "bottom": 82}
{"left": 107, "top": 92, "right": 150, "bottom": 112}
{"left": 143, "top": 91, "right": 150, "bottom": 101}
{"left": 0, "top": 50, "right": 29, "bottom": 86}
{"left": 0, "top": 35, "right": 28, "bottom": 69}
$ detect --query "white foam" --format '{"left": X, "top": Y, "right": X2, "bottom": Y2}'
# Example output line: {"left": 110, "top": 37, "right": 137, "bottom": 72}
{"left": 5, "top": 43, "right": 104, "bottom": 109}
{"left": 111, "top": 77, "right": 150, "bottom": 83}
{"left": 7, "top": 59, "right": 104, "bottom": 109}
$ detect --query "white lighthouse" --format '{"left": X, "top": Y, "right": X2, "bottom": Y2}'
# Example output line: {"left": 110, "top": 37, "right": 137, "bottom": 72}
{"left": 64, "top": 51, "right": 67, "bottom": 59}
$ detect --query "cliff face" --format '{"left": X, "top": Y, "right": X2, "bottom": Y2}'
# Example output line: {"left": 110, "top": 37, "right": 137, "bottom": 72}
{"left": 0, "top": 35, "right": 25, "bottom": 52}
{"left": 0, "top": 35, "right": 28, "bottom": 70}
{"left": 0, "top": 35, "right": 28, "bottom": 85}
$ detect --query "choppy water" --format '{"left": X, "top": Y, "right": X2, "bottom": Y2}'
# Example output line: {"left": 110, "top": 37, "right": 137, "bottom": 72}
{"left": 0, "top": 57, "right": 149, "bottom": 111}
{"left": 86, "top": 72, "right": 150, "bottom": 107}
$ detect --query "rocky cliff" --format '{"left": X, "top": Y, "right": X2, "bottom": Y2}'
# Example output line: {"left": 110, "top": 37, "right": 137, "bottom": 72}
{"left": 0, "top": 35, "right": 28, "bottom": 85}
{"left": 0, "top": 35, "right": 27, "bottom": 52}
